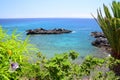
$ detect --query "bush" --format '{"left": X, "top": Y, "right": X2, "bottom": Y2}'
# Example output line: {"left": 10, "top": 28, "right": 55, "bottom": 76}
{"left": 0, "top": 27, "right": 120, "bottom": 79}
{"left": 0, "top": 27, "right": 38, "bottom": 79}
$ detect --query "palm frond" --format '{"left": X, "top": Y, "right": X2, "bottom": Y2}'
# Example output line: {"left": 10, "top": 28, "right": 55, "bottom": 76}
{"left": 96, "top": 1, "right": 120, "bottom": 59}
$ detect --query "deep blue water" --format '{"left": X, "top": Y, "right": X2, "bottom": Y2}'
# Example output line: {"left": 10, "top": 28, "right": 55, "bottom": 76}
{"left": 0, "top": 18, "right": 102, "bottom": 58}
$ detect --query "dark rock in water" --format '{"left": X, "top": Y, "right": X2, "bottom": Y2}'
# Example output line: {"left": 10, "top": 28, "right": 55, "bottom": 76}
{"left": 92, "top": 37, "right": 110, "bottom": 47}
{"left": 91, "top": 32, "right": 111, "bottom": 53}
{"left": 91, "top": 32, "right": 105, "bottom": 38}
{"left": 26, "top": 28, "right": 72, "bottom": 35}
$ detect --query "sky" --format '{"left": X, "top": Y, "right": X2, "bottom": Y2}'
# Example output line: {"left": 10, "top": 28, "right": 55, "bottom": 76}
{"left": 0, "top": 0, "right": 119, "bottom": 18}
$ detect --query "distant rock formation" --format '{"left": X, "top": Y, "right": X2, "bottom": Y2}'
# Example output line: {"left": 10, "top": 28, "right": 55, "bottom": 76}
{"left": 26, "top": 28, "right": 72, "bottom": 35}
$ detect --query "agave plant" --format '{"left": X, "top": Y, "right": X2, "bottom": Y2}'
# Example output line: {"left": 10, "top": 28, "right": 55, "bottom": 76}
{"left": 95, "top": 1, "right": 120, "bottom": 59}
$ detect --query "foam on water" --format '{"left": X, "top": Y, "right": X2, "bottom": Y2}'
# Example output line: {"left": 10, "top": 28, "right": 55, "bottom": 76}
{"left": 72, "top": 31, "right": 76, "bottom": 33}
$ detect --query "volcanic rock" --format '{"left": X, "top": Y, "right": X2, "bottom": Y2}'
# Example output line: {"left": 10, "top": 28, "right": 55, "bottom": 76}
{"left": 26, "top": 28, "right": 72, "bottom": 35}
{"left": 91, "top": 32, "right": 111, "bottom": 53}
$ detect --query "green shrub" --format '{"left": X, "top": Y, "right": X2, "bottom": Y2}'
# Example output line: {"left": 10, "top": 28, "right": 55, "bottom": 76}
{"left": 0, "top": 27, "right": 38, "bottom": 79}
{"left": 0, "top": 26, "right": 119, "bottom": 79}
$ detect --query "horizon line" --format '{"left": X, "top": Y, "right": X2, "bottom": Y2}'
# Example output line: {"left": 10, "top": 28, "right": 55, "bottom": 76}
{"left": 0, "top": 17, "right": 94, "bottom": 19}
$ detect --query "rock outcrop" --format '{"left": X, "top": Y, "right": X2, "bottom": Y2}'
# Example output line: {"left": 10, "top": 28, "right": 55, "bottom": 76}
{"left": 91, "top": 37, "right": 110, "bottom": 47}
{"left": 26, "top": 28, "right": 72, "bottom": 35}
{"left": 91, "top": 32, "right": 105, "bottom": 38}
{"left": 91, "top": 32, "right": 111, "bottom": 52}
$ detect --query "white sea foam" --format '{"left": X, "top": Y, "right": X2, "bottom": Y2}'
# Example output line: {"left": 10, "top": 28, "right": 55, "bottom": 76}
{"left": 72, "top": 31, "right": 76, "bottom": 33}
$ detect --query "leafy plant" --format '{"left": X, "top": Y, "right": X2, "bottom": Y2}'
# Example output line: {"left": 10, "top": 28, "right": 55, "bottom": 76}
{"left": 0, "top": 26, "right": 120, "bottom": 79}
{"left": 0, "top": 27, "right": 38, "bottom": 79}
{"left": 44, "top": 52, "right": 79, "bottom": 80}
{"left": 79, "top": 56, "right": 105, "bottom": 77}
{"left": 91, "top": 71, "right": 119, "bottom": 80}
{"left": 95, "top": 1, "right": 120, "bottom": 59}
{"left": 69, "top": 50, "right": 79, "bottom": 60}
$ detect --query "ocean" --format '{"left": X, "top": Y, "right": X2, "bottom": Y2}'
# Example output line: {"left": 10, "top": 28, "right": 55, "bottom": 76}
{"left": 0, "top": 18, "right": 103, "bottom": 58}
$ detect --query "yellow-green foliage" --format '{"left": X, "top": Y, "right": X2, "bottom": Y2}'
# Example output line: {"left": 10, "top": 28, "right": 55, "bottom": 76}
{"left": 0, "top": 27, "right": 38, "bottom": 79}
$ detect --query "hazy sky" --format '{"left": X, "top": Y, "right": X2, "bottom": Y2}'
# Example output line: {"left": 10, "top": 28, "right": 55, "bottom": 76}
{"left": 0, "top": 0, "right": 118, "bottom": 18}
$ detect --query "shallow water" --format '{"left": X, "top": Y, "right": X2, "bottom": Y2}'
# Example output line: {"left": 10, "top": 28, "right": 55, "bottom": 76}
{"left": 0, "top": 18, "right": 102, "bottom": 58}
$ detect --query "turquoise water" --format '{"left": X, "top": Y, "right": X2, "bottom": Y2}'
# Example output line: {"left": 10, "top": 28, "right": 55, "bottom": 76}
{"left": 0, "top": 18, "right": 102, "bottom": 58}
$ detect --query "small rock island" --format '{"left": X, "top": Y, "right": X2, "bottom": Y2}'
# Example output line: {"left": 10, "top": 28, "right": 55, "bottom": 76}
{"left": 26, "top": 28, "right": 72, "bottom": 35}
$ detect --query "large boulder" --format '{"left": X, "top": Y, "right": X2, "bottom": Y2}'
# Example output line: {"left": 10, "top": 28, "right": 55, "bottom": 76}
{"left": 26, "top": 28, "right": 72, "bottom": 35}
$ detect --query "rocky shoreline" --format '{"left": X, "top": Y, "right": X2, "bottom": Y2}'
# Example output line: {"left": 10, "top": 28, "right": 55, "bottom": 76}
{"left": 91, "top": 32, "right": 112, "bottom": 53}
{"left": 26, "top": 28, "right": 72, "bottom": 35}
